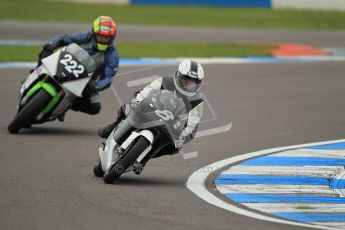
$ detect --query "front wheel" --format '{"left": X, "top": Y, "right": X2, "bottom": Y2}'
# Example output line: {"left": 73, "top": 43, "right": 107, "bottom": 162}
{"left": 103, "top": 136, "right": 150, "bottom": 184}
{"left": 8, "top": 90, "right": 51, "bottom": 134}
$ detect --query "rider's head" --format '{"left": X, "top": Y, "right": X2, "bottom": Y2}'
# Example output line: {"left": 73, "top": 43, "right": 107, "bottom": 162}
{"left": 174, "top": 60, "right": 204, "bottom": 97}
{"left": 92, "top": 16, "right": 117, "bottom": 52}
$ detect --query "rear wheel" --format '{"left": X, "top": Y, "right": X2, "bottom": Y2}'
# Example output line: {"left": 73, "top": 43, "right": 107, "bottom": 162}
{"left": 103, "top": 136, "right": 150, "bottom": 184}
{"left": 8, "top": 90, "right": 51, "bottom": 134}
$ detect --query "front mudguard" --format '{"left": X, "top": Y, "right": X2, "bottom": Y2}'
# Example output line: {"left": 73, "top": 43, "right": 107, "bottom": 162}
{"left": 19, "top": 81, "right": 60, "bottom": 115}
{"left": 99, "top": 129, "right": 154, "bottom": 173}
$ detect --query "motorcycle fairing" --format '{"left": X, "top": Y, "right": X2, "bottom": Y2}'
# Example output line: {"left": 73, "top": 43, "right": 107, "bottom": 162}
{"left": 19, "top": 66, "right": 49, "bottom": 98}
{"left": 41, "top": 49, "right": 61, "bottom": 78}
{"left": 42, "top": 49, "right": 91, "bottom": 97}
{"left": 99, "top": 128, "right": 154, "bottom": 172}
{"left": 99, "top": 128, "right": 120, "bottom": 172}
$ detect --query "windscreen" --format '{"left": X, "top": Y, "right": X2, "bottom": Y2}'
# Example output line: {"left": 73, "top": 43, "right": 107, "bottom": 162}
{"left": 65, "top": 43, "right": 96, "bottom": 73}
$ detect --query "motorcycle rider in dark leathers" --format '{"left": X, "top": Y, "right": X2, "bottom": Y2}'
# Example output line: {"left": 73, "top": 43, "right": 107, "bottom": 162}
{"left": 98, "top": 60, "right": 205, "bottom": 173}
{"left": 35, "top": 16, "right": 119, "bottom": 119}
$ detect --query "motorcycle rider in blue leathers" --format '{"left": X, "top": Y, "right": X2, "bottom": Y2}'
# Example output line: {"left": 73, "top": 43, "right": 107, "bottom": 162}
{"left": 36, "top": 16, "right": 119, "bottom": 118}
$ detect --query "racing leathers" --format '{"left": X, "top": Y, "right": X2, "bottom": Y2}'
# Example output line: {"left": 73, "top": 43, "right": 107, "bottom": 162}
{"left": 37, "top": 31, "right": 119, "bottom": 115}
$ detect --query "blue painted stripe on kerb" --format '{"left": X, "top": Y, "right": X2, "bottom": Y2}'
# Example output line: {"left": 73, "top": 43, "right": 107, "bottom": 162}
{"left": 306, "top": 142, "right": 345, "bottom": 150}
{"left": 240, "top": 156, "right": 345, "bottom": 166}
{"left": 331, "top": 179, "right": 345, "bottom": 189}
{"left": 225, "top": 193, "right": 345, "bottom": 204}
{"left": 272, "top": 212, "right": 345, "bottom": 222}
{"left": 215, "top": 174, "right": 332, "bottom": 186}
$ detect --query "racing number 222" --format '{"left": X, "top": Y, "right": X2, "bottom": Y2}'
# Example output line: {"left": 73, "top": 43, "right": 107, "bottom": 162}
{"left": 59, "top": 54, "right": 85, "bottom": 78}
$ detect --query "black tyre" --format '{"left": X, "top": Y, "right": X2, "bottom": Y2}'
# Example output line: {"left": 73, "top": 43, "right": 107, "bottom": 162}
{"left": 8, "top": 90, "right": 51, "bottom": 134}
{"left": 103, "top": 136, "right": 150, "bottom": 184}
{"left": 93, "top": 159, "right": 104, "bottom": 177}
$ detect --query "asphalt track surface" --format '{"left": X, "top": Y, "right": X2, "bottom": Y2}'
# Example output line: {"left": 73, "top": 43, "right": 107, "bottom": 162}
{"left": 1, "top": 22, "right": 345, "bottom": 230}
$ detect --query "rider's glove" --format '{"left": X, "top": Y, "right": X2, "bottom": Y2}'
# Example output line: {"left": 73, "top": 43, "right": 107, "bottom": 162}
{"left": 174, "top": 135, "right": 185, "bottom": 150}
{"left": 38, "top": 43, "right": 57, "bottom": 62}
{"left": 83, "top": 81, "right": 99, "bottom": 97}
{"left": 43, "top": 43, "right": 57, "bottom": 53}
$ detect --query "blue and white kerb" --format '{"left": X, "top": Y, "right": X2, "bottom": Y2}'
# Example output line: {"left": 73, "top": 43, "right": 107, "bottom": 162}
{"left": 216, "top": 142, "right": 345, "bottom": 229}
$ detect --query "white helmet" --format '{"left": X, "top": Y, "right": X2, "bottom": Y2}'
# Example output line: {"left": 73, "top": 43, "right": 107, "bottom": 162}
{"left": 174, "top": 60, "right": 204, "bottom": 97}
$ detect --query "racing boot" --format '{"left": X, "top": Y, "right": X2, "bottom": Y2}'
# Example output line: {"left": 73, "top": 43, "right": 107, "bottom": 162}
{"left": 132, "top": 161, "right": 145, "bottom": 175}
{"left": 57, "top": 113, "right": 65, "bottom": 122}
{"left": 97, "top": 121, "right": 118, "bottom": 138}
{"left": 98, "top": 106, "right": 126, "bottom": 138}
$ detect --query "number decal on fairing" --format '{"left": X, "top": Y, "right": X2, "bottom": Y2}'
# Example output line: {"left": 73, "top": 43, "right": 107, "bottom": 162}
{"left": 155, "top": 109, "right": 174, "bottom": 121}
{"left": 59, "top": 54, "right": 85, "bottom": 78}
{"left": 60, "top": 53, "right": 72, "bottom": 66}
{"left": 65, "top": 60, "right": 77, "bottom": 73}
{"left": 72, "top": 65, "right": 85, "bottom": 77}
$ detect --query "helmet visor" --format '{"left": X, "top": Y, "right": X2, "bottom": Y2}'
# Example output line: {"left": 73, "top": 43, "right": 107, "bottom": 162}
{"left": 176, "top": 72, "right": 202, "bottom": 93}
{"left": 96, "top": 34, "right": 111, "bottom": 44}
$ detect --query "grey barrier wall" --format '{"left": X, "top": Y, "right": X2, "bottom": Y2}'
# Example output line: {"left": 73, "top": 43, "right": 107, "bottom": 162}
{"left": 45, "top": 0, "right": 345, "bottom": 11}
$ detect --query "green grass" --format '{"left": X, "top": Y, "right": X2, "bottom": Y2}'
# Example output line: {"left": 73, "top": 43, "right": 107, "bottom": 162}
{"left": 118, "top": 42, "right": 274, "bottom": 58}
{"left": 0, "top": 46, "right": 42, "bottom": 62}
{"left": 2, "top": 0, "right": 345, "bottom": 30}
{"left": 0, "top": 43, "right": 275, "bottom": 61}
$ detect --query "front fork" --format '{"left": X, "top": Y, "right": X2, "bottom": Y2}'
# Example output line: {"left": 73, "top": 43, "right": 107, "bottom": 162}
{"left": 99, "top": 119, "right": 154, "bottom": 172}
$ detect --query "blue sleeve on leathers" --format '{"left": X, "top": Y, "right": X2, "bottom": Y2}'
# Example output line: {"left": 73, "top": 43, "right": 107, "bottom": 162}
{"left": 96, "top": 48, "right": 119, "bottom": 91}
{"left": 50, "top": 31, "right": 91, "bottom": 47}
